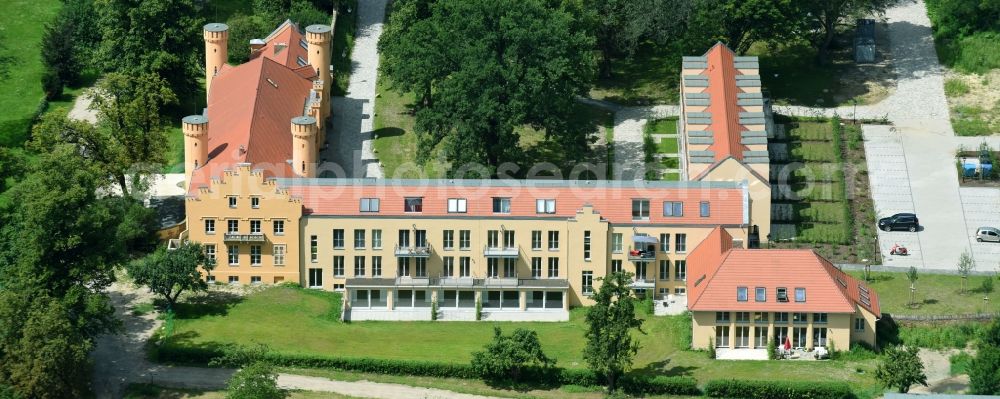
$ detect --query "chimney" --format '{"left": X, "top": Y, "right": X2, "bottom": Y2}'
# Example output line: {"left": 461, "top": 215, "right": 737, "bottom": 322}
{"left": 249, "top": 38, "right": 265, "bottom": 56}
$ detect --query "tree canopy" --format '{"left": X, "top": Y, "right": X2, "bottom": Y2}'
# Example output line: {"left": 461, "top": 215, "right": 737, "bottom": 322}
{"left": 128, "top": 242, "right": 214, "bottom": 310}
{"left": 470, "top": 327, "right": 555, "bottom": 382}
{"left": 874, "top": 345, "right": 927, "bottom": 393}
{"left": 379, "top": 0, "right": 596, "bottom": 176}
{"left": 583, "top": 271, "right": 644, "bottom": 390}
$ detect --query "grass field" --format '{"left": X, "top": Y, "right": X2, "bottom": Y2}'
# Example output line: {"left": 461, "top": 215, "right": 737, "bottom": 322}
{"left": 0, "top": 0, "right": 62, "bottom": 147}
{"left": 848, "top": 271, "right": 1000, "bottom": 316}
{"left": 163, "top": 286, "right": 883, "bottom": 397}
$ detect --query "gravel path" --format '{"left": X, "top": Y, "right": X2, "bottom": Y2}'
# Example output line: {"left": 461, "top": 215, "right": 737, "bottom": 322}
{"left": 597, "top": 103, "right": 679, "bottom": 180}
{"left": 68, "top": 89, "right": 98, "bottom": 124}
{"left": 323, "top": 0, "right": 387, "bottom": 178}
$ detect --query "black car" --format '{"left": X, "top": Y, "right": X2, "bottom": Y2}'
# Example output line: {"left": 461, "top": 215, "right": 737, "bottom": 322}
{"left": 878, "top": 213, "right": 919, "bottom": 232}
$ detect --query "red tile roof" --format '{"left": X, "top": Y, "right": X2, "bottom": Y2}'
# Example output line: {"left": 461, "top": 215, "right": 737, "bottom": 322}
{"left": 251, "top": 20, "right": 311, "bottom": 70}
{"left": 277, "top": 180, "right": 749, "bottom": 225}
{"left": 687, "top": 227, "right": 880, "bottom": 315}
{"left": 703, "top": 43, "right": 746, "bottom": 162}
{"left": 188, "top": 22, "right": 316, "bottom": 192}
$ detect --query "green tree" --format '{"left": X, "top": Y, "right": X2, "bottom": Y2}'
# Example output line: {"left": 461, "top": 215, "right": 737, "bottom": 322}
{"left": 470, "top": 327, "right": 555, "bottom": 382}
{"left": 41, "top": 15, "right": 84, "bottom": 86}
{"left": 874, "top": 345, "right": 927, "bottom": 393}
{"left": 583, "top": 271, "right": 644, "bottom": 391}
{"left": 226, "top": 361, "right": 286, "bottom": 399}
{"left": 94, "top": 0, "right": 203, "bottom": 99}
{"left": 128, "top": 242, "right": 214, "bottom": 310}
{"left": 981, "top": 317, "right": 1000, "bottom": 348}
{"left": 0, "top": 146, "right": 154, "bottom": 397}
{"left": 0, "top": 293, "right": 95, "bottom": 399}
{"left": 801, "top": 0, "right": 897, "bottom": 64}
{"left": 380, "top": 0, "right": 596, "bottom": 176}
{"left": 288, "top": 0, "right": 330, "bottom": 27}
{"left": 689, "top": 0, "right": 803, "bottom": 55}
{"left": 378, "top": 0, "right": 441, "bottom": 107}
{"left": 970, "top": 345, "right": 1000, "bottom": 394}
{"left": 958, "top": 249, "right": 975, "bottom": 294}
{"left": 226, "top": 13, "right": 274, "bottom": 64}
{"left": 0, "top": 148, "right": 24, "bottom": 193}
{"left": 906, "top": 266, "right": 918, "bottom": 306}
{"left": 34, "top": 72, "right": 177, "bottom": 196}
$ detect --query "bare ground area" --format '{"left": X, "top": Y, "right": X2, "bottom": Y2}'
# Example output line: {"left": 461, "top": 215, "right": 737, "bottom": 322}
{"left": 944, "top": 69, "right": 1000, "bottom": 135}
{"left": 909, "top": 348, "right": 971, "bottom": 394}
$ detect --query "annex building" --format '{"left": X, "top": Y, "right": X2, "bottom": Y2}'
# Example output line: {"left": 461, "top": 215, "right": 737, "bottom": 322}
{"left": 179, "top": 19, "right": 876, "bottom": 335}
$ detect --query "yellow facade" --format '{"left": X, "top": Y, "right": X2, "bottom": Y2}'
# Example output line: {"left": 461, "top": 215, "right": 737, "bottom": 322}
{"left": 690, "top": 308, "right": 878, "bottom": 351}
{"left": 185, "top": 165, "right": 303, "bottom": 285}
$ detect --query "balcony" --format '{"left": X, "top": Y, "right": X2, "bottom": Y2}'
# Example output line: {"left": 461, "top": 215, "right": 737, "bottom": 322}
{"left": 437, "top": 277, "right": 476, "bottom": 287}
{"left": 394, "top": 244, "right": 432, "bottom": 257}
{"left": 224, "top": 232, "right": 266, "bottom": 242}
{"left": 627, "top": 248, "right": 656, "bottom": 262}
{"left": 395, "top": 275, "right": 431, "bottom": 286}
{"left": 481, "top": 276, "right": 519, "bottom": 287}
{"left": 483, "top": 245, "right": 519, "bottom": 258}
{"left": 629, "top": 278, "right": 656, "bottom": 289}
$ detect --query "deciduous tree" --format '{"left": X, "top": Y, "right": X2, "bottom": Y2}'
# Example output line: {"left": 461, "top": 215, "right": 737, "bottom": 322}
{"left": 128, "top": 242, "right": 214, "bottom": 310}
{"left": 970, "top": 345, "right": 1000, "bottom": 394}
{"left": 379, "top": 0, "right": 595, "bottom": 175}
{"left": 470, "top": 327, "right": 554, "bottom": 382}
{"left": 874, "top": 345, "right": 927, "bottom": 393}
{"left": 801, "top": 0, "right": 897, "bottom": 64}
{"left": 689, "top": 0, "right": 803, "bottom": 55}
{"left": 226, "top": 361, "right": 286, "bottom": 399}
{"left": 583, "top": 271, "right": 644, "bottom": 391}
{"left": 958, "top": 249, "right": 975, "bottom": 294}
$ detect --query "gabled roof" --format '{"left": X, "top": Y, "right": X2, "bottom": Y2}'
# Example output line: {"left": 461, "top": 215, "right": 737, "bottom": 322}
{"left": 692, "top": 156, "right": 771, "bottom": 186}
{"left": 704, "top": 43, "right": 746, "bottom": 161}
{"left": 277, "top": 179, "right": 749, "bottom": 225}
{"left": 687, "top": 227, "right": 880, "bottom": 315}
{"left": 250, "top": 19, "right": 311, "bottom": 71}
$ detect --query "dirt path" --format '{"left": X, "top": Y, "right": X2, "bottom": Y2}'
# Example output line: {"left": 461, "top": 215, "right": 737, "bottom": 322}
{"left": 908, "top": 348, "right": 970, "bottom": 394}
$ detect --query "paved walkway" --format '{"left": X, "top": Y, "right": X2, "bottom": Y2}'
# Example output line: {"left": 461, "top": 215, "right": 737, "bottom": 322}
{"left": 68, "top": 89, "right": 99, "bottom": 124}
{"left": 578, "top": 98, "right": 680, "bottom": 180}
{"left": 323, "top": 0, "right": 387, "bottom": 178}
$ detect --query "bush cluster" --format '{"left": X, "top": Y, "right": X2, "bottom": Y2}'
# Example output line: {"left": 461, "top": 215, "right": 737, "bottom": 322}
{"left": 155, "top": 345, "right": 699, "bottom": 395}
{"left": 704, "top": 379, "right": 852, "bottom": 399}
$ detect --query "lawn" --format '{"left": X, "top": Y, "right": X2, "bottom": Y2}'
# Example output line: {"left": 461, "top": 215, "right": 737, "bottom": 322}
{"left": 0, "top": 0, "right": 62, "bottom": 148}
{"left": 164, "top": 126, "right": 184, "bottom": 173}
{"left": 590, "top": 42, "right": 682, "bottom": 105}
{"left": 848, "top": 271, "right": 1000, "bottom": 316}
{"left": 163, "top": 286, "right": 883, "bottom": 397}
{"left": 647, "top": 118, "right": 678, "bottom": 135}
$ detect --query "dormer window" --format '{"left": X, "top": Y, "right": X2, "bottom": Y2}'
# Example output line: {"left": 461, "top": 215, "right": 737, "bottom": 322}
{"left": 492, "top": 197, "right": 511, "bottom": 214}
{"left": 777, "top": 287, "right": 788, "bottom": 302}
{"left": 536, "top": 199, "right": 556, "bottom": 214}
{"left": 404, "top": 197, "right": 423, "bottom": 213}
{"left": 795, "top": 287, "right": 806, "bottom": 302}
{"left": 755, "top": 287, "right": 766, "bottom": 302}
{"left": 736, "top": 286, "right": 748, "bottom": 302}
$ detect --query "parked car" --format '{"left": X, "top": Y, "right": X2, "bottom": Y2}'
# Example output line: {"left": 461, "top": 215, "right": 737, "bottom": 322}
{"left": 976, "top": 226, "right": 1000, "bottom": 242}
{"left": 878, "top": 213, "right": 919, "bottom": 232}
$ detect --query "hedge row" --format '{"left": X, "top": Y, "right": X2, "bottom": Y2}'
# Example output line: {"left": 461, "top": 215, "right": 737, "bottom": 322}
{"left": 704, "top": 379, "right": 852, "bottom": 399}
{"left": 155, "top": 345, "right": 699, "bottom": 395}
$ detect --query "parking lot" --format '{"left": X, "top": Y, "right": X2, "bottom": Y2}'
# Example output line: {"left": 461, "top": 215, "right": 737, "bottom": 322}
{"left": 864, "top": 126, "right": 925, "bottom": 268}
{"left": 960, "top": 187, "right": 1000, "bottom": 268}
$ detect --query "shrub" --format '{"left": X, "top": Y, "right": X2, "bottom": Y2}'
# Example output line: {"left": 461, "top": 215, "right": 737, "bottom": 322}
{"left": 41, "top": 70, "right": 63, "bottom": 101}
{"left": 767, "top": 335, "right": 777, "bottom": 360}
{"left": 704, "top": 379, "right": 852, "bottom": 399}
{"left": 475, "top": 298, "right": 482, "bottom": 321}
{"left": 969, "top": 345, "right": 1000, "bottom": 394}
{"left": 707, "top": 337, "right": 715, "bottom": 359}
{"left": 226, "top": 361, "right": 285, "bottom": 399}
{"left": 470, "top": 327, "right": 554, "bottom": 382}
{"left": 431, "top": 300, "right": 438, "bottom": 321}
{"left": 949, "top": 351, "right": 973, "bottom": 376}
{"left": 898, "top": 323, "right": 984, "bottom": 349}
{"left": 944, "top": 78, "right": 970, "bottom": 96}
{"left": 838, "top": 342, "right": 878, "bottom": 361}
{"left": 619, "top": 375, "right": 700, "bottom": 396}
{"left": 875, "top": 345, "right": 927, "bottom": 393}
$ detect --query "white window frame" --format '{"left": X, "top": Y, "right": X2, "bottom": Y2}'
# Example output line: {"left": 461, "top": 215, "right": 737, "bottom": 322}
{"left": 273, "top": 244, "right": 285, "bottom": 266}
{"left": 360, "top": 198, "right": 380, "bottom": 213}
{"left": 447, "top": 198, "right": 467, "bottom": 213}
{"left": 250, "top": 245, "right": 261, "bottom": 265}
{"left": 372, "top": 229, "right": 382, "bottom": 249}
{"left": 663, "top": 201, "right": 684, "bottom": 217}
{"left": 492, "top": 197, "right": 511, "bottom": 214}
{"left": 205, "top": 219, "right": 215, "bottom": 234}
{"left": 273, "top": 220, "right": 285, "bottom": 235}
{"left": 251, "top": 197, "right": 260, "bottom": 209}
{"left": 632, "top": 199, "right": 650, "bottom": 220}
{"left": 228, "top": 196, "right": 237, "bottom": 208}
{"left": 535, "top": 199, "right": 556, "bottom": 214}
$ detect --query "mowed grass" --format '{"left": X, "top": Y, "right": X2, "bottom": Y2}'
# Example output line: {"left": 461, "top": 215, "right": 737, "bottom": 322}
{"left": 847, "top": 271, "right": 1000, "bottom": 316}
{"left": 165, "top": 286, "right": 882, "bottom": 396}
{"left": 0, "top": 0, "right": 61, "bottom": 147}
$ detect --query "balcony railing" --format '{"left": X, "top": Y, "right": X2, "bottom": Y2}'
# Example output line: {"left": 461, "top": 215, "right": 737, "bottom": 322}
{"left": 481, "top": 276, "right": 520, "bottom": 287}
{"left": 394, "top": 244, "right": 432, "bottom": 257}
{"left": 483, "top": 245, "right": 519, "bottom": 258}
{"left": 629, "top": 278, "right": 656, "bottom": 289}
{"left": 627, "top": 247, "right": 656, "bottom": 261}
{"left": 224, "top": 232, "right": 266, "bottom": 242}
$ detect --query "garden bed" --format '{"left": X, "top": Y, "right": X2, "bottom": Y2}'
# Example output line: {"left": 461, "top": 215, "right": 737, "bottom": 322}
{"left": 770, "top": 117, "right": 880, "bottom": 263}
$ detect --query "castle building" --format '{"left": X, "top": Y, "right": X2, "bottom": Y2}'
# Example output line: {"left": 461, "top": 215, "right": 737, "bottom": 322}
{"left": 181, "top": 21, "right": 872, "bottom": 331}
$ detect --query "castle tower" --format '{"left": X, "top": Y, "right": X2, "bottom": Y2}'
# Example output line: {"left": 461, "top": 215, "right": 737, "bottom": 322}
{"left": 291, "top": 116, "right": 318, "bottom": 178}
{"left": 305, "top": 25, "right": 332, "bottom": 121}
{"left": 203, "top": 23, "right": 229, "bottom": 100}
{"left": 182, "top": 115, "right": 209, "bottom": 183}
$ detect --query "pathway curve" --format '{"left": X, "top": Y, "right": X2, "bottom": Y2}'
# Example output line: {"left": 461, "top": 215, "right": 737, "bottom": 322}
{"left": 90, "top": 283, "right": 503, "bottom": 398}
{"left": 323, "top": 0, "right": 387, "bottom": 178}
